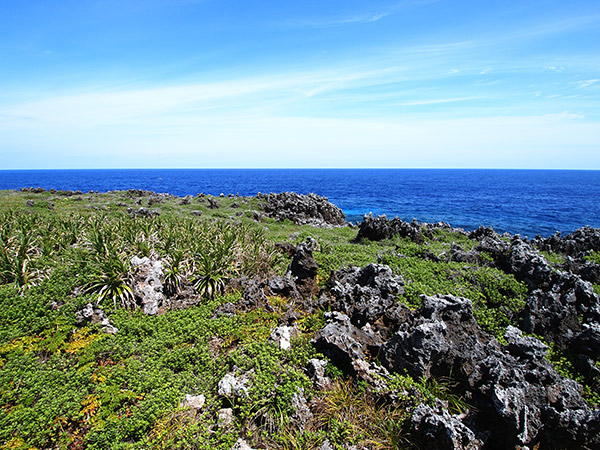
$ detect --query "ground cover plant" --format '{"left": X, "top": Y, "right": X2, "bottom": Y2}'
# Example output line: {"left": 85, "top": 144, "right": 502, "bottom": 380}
{"left": 0, "top": 188, "right": 598, "bottom": 449}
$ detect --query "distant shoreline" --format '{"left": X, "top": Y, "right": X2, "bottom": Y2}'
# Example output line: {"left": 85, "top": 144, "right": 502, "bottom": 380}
{"left": 2, "top": 169, "right": 600, "bottom": 237}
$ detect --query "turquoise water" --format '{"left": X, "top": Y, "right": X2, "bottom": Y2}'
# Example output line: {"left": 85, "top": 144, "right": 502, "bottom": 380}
{"left": 1, "top": 169, "right": 599, "bottom": 237}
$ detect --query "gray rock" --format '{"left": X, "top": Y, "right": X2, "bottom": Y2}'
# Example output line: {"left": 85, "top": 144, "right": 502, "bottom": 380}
{"left": 207, "top": 197, "right": 220, "bottom": 209}
{"left": 290, "top": 389, "right": 313, "bottom": 430}
{"left": 312, "top": 312, "right": 381, "bottom": 373}
{"left": 306, "top": 358, "right": 331, "bottom": 390}
{"left": 270, "top": 325, "right": 294, "bottom": 350}
{"left": 287, "top": 239, "right": 319, "bottom": 298}
{"left": 179, "top": 195, "right": 192, "bottom": 205}
{"left": 100, "top": 317, "right": 119, "bottom": 335}
{"left": 380, "top": 295, "right": 490, "bottom": 380}
{"left": 355, "top": 215, "right": 465, "bottom": 243}
{"left": 179, "top": 394, "right": 205, "bottom": 410}
{"left": 218, "top": 372, "right": 249, "bottom": 398}
{"left": 127, "top": 207, "right": 160, "bottom": 218}
{"left": 319, "top": 440, "right": 334, "bottom": 450}
{"left": 131, "top": 256, "right": 165, "bottom": 315}
{"left": 412, "top": 401, "right": 483, "bottom": 450}
{"left": 257, "top": 192, "right": 347, "bottom": 227}
{"left": 355, "top": 213, "right": 430, "bottom": 243}
{"left": 536, "top": 226, "right": 600, "bottom": 259}
{"left": 571, "top": 322, "right": 600, "bottom": 360}
{"left": 328, "top": 263, "right": 406, "bottom": 328}
{"left": 217, "top": 408, "right": 234, "bottom": 428}
{"left": 267, "top": 274, "right": 298, "bottom": 298}
{"left": 504, "top": 326, "right": 548, "bottom": 360}
{"left": 379, "top": 293, "right": 599, "bottom": 448}
{"left": 231, "top": 438, "right": 254, "bottom": 450}
{"left": 75, "top": 303, "right": 118, "bottom": 334}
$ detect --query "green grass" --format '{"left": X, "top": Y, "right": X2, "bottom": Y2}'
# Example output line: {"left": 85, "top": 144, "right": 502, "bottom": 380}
{"left": 0, "top": 189, "right": 597, "bottom": 449}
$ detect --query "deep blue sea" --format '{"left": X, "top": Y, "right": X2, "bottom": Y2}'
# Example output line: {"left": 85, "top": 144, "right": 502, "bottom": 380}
{"left": 1, "top": 169, "right": 599, "bottom": 238}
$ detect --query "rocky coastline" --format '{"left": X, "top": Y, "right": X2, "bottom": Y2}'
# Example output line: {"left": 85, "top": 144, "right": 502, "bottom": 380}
{"left": 2, "top": 188, "right": 600, "bottom": 449}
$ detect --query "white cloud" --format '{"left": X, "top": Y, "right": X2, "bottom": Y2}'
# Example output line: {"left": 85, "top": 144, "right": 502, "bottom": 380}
{"left": 395, "top": 96, "right": 481, "bottom": 106}
{"left": 2, "top": 41, "right": 599, "bottom": 169}
{"left": 576, "top": 79, "right": 599, "bottom": 88}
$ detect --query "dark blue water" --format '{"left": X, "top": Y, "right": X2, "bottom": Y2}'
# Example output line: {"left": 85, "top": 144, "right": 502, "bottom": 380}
{"left": 1, "top": 169, "right": 599, "bottom": 237}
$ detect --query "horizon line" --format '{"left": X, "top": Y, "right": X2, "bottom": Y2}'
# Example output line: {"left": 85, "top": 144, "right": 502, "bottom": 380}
{"left": 1, "top": 167, "right": 599, "bottom": 171}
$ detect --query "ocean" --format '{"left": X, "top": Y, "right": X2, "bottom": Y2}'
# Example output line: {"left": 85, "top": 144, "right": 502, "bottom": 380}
{"left": 1, "top": 169, "right": 599, "bottom": 238}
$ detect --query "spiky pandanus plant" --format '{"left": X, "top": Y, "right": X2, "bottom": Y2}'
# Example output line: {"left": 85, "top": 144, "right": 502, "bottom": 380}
{"left": 191, "top": 250, "right": 228, "bottom": 299}
{"left": 238, "top": 225, "right": 277, "bottom": 277}
{"left": 163, "top": 249, "right": 187, "bottom": 296}
{"left": 88, "top": 252, "right": 135, "bottom": 309}
{"left": 87, "top": 218, "right": 116, "bottom": 257}
{"left": 191, "top": 223, "right": 238, "bottom": 299}
{"left": 0, "top": 220, "right": 38, "bottom": 289}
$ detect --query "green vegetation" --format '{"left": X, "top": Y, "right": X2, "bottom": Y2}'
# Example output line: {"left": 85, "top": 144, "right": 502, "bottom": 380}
{"left": 0, "top": 189, "right": 596, "bottom": 449}
{"left": 378, "top": 235, "right": 527, "bottom": 339}
{"left": 540, "top": 250, "right": 566, "bottom": 267}
{"left": 584, "top": 250, "right": 600, "bottom": 265}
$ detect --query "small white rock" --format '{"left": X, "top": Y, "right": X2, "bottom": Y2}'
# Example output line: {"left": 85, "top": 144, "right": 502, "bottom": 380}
{"left": 231, "top": 438, "right": 254, "bottom": 450}
{"left": 217, "top": 407, "right": 234, "bottom": 427}
{"left": 218, "top": 372, "right": 248, "bottom": 398}
{"left": 270, "top": 325, "right": 293, "bottom": 350}
{"left": 179, "top": 394, "right": 206, "bottom": 410}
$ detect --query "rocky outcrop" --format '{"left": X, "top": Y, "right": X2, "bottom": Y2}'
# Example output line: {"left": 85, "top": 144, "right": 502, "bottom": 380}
{"left": 536, "top": 226, "right": 600, "bottom": 259}
{"left": 232, "top": 275, "right": 299, "bottom": 313}
{"left": 20, "top": 187, "right": 46, "bottom": 193}
{"left": 127, "top": 207, "right": 160, "bottom": 218}
{"left": 327, "top": 263, "right": 407, "bottom": 333}
{"left": 355, "top": 214, "right": 429, "bottom": 243}
{"left": 75, "top": 303, "right": 118, "bottom": 334}
{"left": 312, "top": 311, "right": 382, "bottom": 374}
{"left": 379, "top": 295, "right": 492, "bottom": 380}
{"left": 469, "top": 231, "right": 600, "bottom": 349}
{"left": 355, "top": 214, "right": 469, "bottom": 244}
{"left": 377, "top": 295, "right": 600, "bottom": 449}
{"left": 412, "top": 401, "right": 483, "bottom": 450}
{"left": 287, "top": 238, "right": 319, "bottom": 298}
{"left": 130, "top": 256, "right": 166, "bottom": 315}
{"left": 257, "top": 192, "right": 346, "bottom": 227}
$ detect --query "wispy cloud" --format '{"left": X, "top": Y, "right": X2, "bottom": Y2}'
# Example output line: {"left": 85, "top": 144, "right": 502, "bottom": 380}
{"left": 395, "top": 97, "right": 482, "bottom": 106}
{"left": 288, "top": 11, "right": 390, "bottom": 28}
{"left": 282, "top": 0, "right": 439, "bottom": 28}
{"left": 576, "top": 79, "right": 599, "bottom": 88}
{"left": 509, "top": 13, "right": 600, "bottom": 39}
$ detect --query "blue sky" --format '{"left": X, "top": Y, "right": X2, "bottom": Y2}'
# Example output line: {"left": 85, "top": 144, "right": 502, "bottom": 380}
{"left": 1, "top": 0, "right": 599, "bottom": 169}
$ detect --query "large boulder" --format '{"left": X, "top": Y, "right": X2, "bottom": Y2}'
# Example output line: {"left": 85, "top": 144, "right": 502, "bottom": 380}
{"left": 412, "top": 401, "right": 483, "bottom": 450}
{"left": 257, "top": 192, "right": 346, "bottom": 227}
{"left": 287, "top": 238, "right": 319, "bottom": 298}
{"left": 355, "top": 214, "right": 428, "bottom": 243}
{"left": 312, "top": 311, "right": 381, "bottom": 374}
{"left": 379, "top": 295, "right": 490, "bottom": 380}
{"left": 131, "top": 256, "right": 166, "bottom": 315}
{"left": 328, "top": 263, "right": 407, "bottom": 329}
